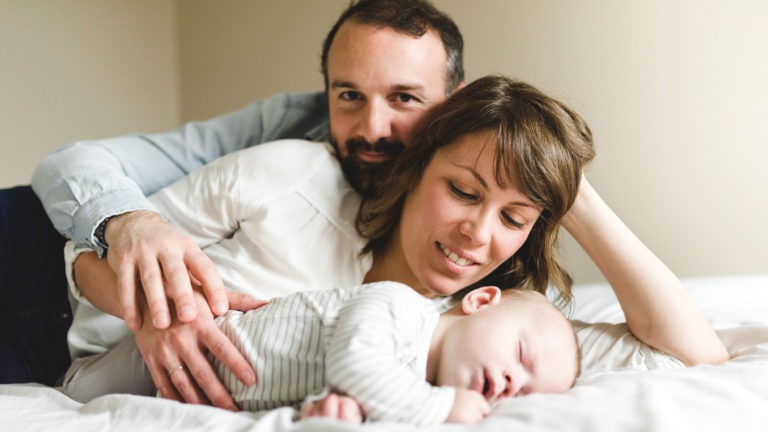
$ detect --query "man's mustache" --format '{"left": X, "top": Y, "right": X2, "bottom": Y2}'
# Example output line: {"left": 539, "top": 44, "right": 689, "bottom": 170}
{"left": 346, "top": 138, "right": 406, "bottom": 157}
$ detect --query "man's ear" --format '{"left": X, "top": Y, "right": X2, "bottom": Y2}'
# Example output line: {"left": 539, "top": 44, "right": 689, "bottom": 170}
{"left": 461, "top": 286, "right": 501, "bottom": 314}
{"left": 449, "top": 81, "right": 466, "bottom": 96}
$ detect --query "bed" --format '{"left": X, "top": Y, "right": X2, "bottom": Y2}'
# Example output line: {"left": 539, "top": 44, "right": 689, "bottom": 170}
{"left": 2, "top": 274, "right": 767, "bottom": 431}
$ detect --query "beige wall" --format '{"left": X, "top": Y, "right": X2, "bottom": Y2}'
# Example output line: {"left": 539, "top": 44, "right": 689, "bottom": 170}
{"left": 0, "top": 0, "right": 180, "bottom": 187}
{"left": 2, "top": 1, "right": 766, "bottom": 282}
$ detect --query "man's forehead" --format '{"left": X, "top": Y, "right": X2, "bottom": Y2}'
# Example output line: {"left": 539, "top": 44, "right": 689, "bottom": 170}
{"left": 327, "top": 21, "right": 447, "bottom": 87}
{"left": 330, "top": 79, "right": 429, "bottom": 93}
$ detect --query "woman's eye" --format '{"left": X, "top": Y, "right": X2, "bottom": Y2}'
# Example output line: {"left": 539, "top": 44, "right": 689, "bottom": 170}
{"left": 449, "top": 182, "right": 476, "bottom": 201}
{"left": 502, "top": 211, "right": 524, "bottom": 229}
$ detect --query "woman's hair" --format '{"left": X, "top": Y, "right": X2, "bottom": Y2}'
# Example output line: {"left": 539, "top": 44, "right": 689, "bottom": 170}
{"left": 356, "top": 75, "right": 596, "bottom": 303}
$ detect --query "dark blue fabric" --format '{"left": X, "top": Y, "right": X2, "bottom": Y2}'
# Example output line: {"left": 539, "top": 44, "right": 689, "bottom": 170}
{"left": 0, "top": 185, "right": 72, "bottom": 385}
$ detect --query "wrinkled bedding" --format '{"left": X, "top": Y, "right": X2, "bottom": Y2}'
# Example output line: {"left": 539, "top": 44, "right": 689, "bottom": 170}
{"left": 2, "top": 274, "right": 767, "bottom": 432}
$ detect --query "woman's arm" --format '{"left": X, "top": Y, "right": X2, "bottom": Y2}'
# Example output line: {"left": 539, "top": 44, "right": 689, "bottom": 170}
{"left": 561, "top": 178, "right": 729, "bottom": 365}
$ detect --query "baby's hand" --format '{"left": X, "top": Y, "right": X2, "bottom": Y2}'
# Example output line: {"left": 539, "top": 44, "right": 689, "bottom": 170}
{"left": 445, "top": 388, "right": 490, "bottom": 423}
{"left": 301, "top": 392, "right": 365, "bottom": 424}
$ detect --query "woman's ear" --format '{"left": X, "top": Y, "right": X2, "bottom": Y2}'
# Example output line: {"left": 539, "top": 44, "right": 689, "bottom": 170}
{"left": 461, "top": 286, "right": 502, "bottom": 314}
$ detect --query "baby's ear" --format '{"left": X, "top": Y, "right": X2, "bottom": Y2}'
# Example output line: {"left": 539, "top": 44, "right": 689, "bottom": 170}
{"left": 461, "top": 286, "right": 502, "bottom": 314}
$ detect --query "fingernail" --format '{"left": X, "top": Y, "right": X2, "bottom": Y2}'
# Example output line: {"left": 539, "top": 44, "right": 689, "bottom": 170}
{"left": 214, "top": 301, "right": 228, "bottom": 314}
{"left": 153, "top": 315, "right": 169, "bottom": 328}
{"left": 242, "top": 371, "right": 256, "bottom": 385}
{"left": 179, "top": 306, "right": 195, "bottom": 320}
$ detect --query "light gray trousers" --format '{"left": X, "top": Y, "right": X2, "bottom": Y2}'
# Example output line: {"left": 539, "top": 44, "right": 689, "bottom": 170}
{"left": 59, "top": 337, "right": 155, "bottom": 403}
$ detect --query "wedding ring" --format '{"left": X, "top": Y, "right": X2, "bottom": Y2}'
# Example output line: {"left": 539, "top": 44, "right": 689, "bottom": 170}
{"left": 167, "top": 364, "right": 186, "bottom": 377}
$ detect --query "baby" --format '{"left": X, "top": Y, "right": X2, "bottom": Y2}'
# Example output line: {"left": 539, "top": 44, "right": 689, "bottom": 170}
{"left": 214, "top": 281, "right": 580, "bottom": 425}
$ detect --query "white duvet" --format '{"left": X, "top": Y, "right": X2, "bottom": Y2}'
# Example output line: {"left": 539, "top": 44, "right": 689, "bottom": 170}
{"left": 2, "top": 274, "right": 767, "bottom": 432}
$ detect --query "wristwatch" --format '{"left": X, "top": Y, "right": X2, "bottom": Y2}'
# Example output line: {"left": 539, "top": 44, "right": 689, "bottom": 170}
{"left": 94, "top": 215, "right": 115, "bottom": 250}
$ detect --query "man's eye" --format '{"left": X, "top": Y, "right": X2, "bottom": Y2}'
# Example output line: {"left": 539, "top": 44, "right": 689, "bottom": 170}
{"left": 394, "top": 93, "right": 416, "bottom": 103}
{"left": 449, "top": 182, "right": 476, "bottom": 201}
{"left": 340, "top": 91, "right": 361, "bottom": 101}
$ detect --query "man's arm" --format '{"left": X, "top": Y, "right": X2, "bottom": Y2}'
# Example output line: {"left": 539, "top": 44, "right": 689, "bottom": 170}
{"left": 32, "top": 91, "right": 328, "bottom": 328}
{"left": 73, "top": 252, "right": 262, "bottom": 410}
{"left": 70, "top": 141, "right": 325, "bottom": 407}
{"left": 561, "top": 178, "right": 730, "bottom": 365}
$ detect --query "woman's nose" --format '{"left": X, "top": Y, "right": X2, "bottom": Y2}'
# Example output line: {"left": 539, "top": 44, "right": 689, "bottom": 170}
{"left": 458, "top": 212, "right": 493, "bottom": 246}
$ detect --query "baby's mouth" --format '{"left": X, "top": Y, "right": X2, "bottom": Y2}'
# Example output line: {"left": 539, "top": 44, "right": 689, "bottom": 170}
{"left": 482, "top": 371, "right": 495, "bottom": 400}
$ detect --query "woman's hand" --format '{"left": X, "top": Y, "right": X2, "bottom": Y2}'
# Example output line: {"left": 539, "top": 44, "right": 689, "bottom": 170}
{"left": 135, "top": 289, "right": 266, "bottom": 410}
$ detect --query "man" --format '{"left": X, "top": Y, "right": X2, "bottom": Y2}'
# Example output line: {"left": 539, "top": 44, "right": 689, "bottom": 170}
{"left": 25, "top": 0, "right": 464, "bottom": 410}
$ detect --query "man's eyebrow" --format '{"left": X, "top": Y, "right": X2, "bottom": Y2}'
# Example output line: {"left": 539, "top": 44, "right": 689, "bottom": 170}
{"left": 391, "top": 83, "right": 426, "bottom": 93}
{"left": 330, "top": 81, "right": 426, "bottom": 93}
{"left": 330, "top": 80, "right": 356, "bottom": 90}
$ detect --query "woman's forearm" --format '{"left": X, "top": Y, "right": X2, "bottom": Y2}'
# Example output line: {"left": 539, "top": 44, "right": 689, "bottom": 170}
{"left": 562, "top": 179, "right": 729, "bottom": 365}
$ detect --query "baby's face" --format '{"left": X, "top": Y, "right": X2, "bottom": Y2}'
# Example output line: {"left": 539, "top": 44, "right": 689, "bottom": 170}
{"left": 437, "top": 290, "right": 579, "bottom": 402}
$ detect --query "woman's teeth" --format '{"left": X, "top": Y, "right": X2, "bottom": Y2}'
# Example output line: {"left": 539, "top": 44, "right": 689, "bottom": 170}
{"left": 439, "top": 243, "right": 473, "bottom": 266}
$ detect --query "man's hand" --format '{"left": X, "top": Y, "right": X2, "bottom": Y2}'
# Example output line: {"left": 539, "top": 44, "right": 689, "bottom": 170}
{"left": 104, "top": 210, "right": 228, "bottom": 330}
{"left": 135, "top": 289, "right": 266, "bottom": 410}
{"left": 301, "top": 392, "right": 365, "bottom": 424}
{"left": 445, "top": 388, "right": 490, "bottom": 423}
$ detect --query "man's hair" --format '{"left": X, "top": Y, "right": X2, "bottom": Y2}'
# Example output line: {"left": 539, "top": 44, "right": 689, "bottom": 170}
{"left": 356, "top": 76, "right": 596, "bottom": 304}
{"left": 321, "top": 0, "right": 464, "bottom": 95}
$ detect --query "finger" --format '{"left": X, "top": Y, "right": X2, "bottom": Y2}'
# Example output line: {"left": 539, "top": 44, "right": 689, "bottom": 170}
{"left": 116, "top": 258, "right": 141, "bottom": 330}
{"left": 186, "top": 250, "right": 229, "bottom": 315}
{"left": 301, "top": 401, "right": 322, "bottom": 419}
{"left": 226, "top": 290, "right": 268, "bottom": 312}
{"left": 167, "top": 363, "right": 211, "bottom": 406}
{"left": 178, "top": 341, "right": 238, "bottom": 411}
{"left": 338, "top": 397, "right": 364, "bottom": 423}
{"left": 144, "top": 355, "right": 182, "bottom": 402}
{"left": 318, "top": 394, "right": 339, "bottom": 418}
{"left": 137, "top": 257, "right": 171, "bottom": 329}
{"left": 158, "top": 254, "right": 197, "bottom": 323}
{"left": 199, "top": 324, "right": 257, "bottom": 387}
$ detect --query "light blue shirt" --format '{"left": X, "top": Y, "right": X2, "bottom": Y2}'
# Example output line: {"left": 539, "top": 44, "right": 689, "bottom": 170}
{"left": 31, "top": 91, "right": 329, "bottom": 256}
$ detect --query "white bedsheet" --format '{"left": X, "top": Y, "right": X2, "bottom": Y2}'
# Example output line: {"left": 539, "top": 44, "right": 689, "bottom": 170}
{"left": 2, "top": 274, "right": 767, "bottom": 432}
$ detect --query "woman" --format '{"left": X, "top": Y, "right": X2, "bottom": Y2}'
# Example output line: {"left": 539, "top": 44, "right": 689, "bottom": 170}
{"left": 64, "top": 76, "right": 727, "bottom": 409}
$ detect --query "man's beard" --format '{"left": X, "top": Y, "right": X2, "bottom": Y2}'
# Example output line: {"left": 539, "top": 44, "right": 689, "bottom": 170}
{"left": 331, "top": 137, "right": 406, "bottom": 198}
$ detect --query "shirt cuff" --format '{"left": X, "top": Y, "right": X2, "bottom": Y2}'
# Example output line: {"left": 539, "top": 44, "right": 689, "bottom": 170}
{"left": 64, "top": 240, "right": 97, "bottom": 307}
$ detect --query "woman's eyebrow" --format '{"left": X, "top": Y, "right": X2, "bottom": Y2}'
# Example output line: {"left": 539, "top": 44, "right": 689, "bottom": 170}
{"left": 469, "top": 169, "right": 490, "bottom": 191}
{"left": 455, "top": 164, "right": 537, "bottom": 208}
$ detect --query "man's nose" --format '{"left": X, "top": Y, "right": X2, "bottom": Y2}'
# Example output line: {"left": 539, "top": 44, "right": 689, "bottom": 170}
{"left": 358, "top": 99, "right": 393, "bottom": 143}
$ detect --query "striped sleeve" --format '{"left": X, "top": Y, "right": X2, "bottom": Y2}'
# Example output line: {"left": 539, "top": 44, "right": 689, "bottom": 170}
{"left": 325, "top": 282, "right": 455, "bottom": 425}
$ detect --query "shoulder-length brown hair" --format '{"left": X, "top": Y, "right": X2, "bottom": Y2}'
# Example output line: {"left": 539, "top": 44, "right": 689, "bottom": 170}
{"left": 356, "top": 75, "right": 595, "bottom": 304}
